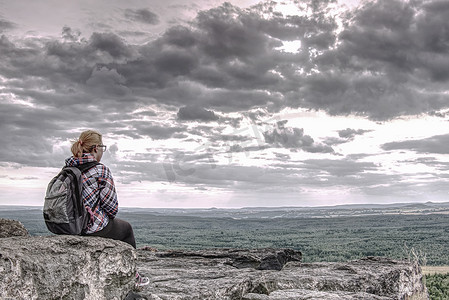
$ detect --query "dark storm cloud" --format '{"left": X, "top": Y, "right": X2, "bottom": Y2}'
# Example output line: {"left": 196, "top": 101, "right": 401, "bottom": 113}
{"left": 338, "top": 128, "right": 371, "bottom": 139}
{"left": 3, "top": 0, "right": 449, "bottom": 124}
{"left": 162, "top": 25, "right": 197, "bottom": 48}
{"left": 0, "top": 31, "right": 133, "bottom": 101}
{"left": 89, "top": 32, "right": 133, "bottom": 59}
{"left": 322, "top": 128, "right": 371, "bottom": 146}
{"left": 86, "top": 66, "right": 130, "bottom": 96}
{"left": 153, "top": 0, "right": 449, "bottom": 118}
{"left": 160, "top": 151, "right": 320, "bottom": 189}
{"left": 263, "top": 121, "right": 334, "bottom": 153}
{"left": 2, "top": 0, "right": 449, "bottom": 170}
{"left": 117, "top": 144, "right": 410, "bottom": 196}
{"left": 193, "top": 3, "right": 281, "bottom": 59}
{"left": 10, "top": 1, "right": 449, "bottom": 118}
{"left": 381, "top": 134, "right": 449, "bottom": 154}
{"left": 0, "top": 101, "right": 75, "bottom": 167}
{"left": 177, "top": 106, "right": 219, "bottom": 122}
{"left": 131, "top": 122, "right": 186, "bottom": 140}
{"left": 298, "top": 0, "right": 449, "bottom": 119}
{"left": 163, "top": 156, "right": 383, "bottom": 192}
{"left": 124, "top": 8, "right": 160, "bottom": 25}
{"left": 62, "top": 26, "right": 82, "bottom": 42}
{"left": 110, "top": 1, "right": 337, "bottom": 108}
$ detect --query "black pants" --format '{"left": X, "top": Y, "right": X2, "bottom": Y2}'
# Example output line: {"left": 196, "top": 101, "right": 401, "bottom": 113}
{"left": 87, "top": 218, "right": 136, "bottom": 249}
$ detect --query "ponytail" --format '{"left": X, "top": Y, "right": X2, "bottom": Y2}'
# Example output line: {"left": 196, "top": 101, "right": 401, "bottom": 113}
{"left": 70, "top": 130, "right": 103, "bottom": 158}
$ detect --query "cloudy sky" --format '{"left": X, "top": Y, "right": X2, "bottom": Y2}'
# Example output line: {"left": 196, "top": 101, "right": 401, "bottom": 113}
{"left": 1, "top": 0, "right": 449, "bottom": 208}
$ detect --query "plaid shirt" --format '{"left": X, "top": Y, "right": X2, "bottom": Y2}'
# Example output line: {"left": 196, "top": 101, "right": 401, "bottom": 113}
{"left": 65, "top": 154, "right": 118, "bottom": 233}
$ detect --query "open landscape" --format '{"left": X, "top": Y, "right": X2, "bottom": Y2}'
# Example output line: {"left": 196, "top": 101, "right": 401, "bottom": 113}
{"left": 2, "top": 0, "right": 449, "bottom": 298}
{"left": 2, "top": 201, "right": 449, "bottom": 298}
{"left": 2, "top": 201, "right": 449, "bottom": 264}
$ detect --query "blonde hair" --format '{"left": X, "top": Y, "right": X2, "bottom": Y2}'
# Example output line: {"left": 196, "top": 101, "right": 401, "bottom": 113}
{"left": 71, "top": 130, "right": 103, "bottom": 158}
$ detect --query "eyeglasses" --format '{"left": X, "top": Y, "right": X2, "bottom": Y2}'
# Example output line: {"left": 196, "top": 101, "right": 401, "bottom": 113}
{"left": 96, "top": 145, "right": 107, "bottom": 152}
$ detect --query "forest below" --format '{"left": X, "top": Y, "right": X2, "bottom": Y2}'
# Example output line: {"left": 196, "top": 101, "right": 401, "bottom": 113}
{"left": 2, "top": 203, "right": 449, "bottom": 265}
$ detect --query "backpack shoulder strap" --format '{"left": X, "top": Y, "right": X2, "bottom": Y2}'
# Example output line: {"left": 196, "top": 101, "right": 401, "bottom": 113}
{"left": 55, "top": 162, "right": 101, "bottom": 224}
{"left": 75, "top": 161, "right": 102, "bottom": 215}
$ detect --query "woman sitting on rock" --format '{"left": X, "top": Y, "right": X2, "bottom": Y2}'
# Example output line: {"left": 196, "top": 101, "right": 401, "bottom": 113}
{"left": 66, "top": 129, "right": 149, "bottom": 288}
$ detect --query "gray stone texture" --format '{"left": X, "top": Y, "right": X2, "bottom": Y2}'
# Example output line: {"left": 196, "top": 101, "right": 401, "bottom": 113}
{"left": 0, "top": 235, "right": 136, "bottom": 300}
{"left": 136, "top": 249, "right": 428, "bottom": 300}
{"left": 0, "top": 218, "right": 29, "bottom": 238}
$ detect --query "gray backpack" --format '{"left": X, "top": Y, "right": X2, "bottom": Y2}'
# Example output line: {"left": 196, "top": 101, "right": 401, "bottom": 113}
{"left": 43, "top": 162, "right": 99, "bottom": 235}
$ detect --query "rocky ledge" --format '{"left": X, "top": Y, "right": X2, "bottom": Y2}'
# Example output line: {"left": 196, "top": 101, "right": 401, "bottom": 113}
{"left": 0, "top": 218, "right": 136, "bottom": 300}
{"left": 0, "top": 219, "right": 428, "bottom": 299}
{"left": 0, "top": 235, "right": 136, "bottom": 300}
{"left": 135, "top": 248, "right": 428, "bottom": 300}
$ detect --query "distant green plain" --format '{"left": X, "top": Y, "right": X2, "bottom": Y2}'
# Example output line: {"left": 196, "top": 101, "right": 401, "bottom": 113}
{"left": 2, "top": 208, "right": 448, "bottom": 265}
{"left": 124, "top": 212, "right": 448, "bottom": 265}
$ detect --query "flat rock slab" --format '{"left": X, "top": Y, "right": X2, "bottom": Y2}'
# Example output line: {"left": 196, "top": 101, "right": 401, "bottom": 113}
{"left": 0, "top": 235, "right": 136, "bottom": 300}
{"left": 153, "top": 248, "right": 302, "bottom": 270}
{"left": 136, "top": 249, "right": 428, "bottom": 300}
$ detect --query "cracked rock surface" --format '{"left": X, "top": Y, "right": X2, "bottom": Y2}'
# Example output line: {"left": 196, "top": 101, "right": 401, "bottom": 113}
{"left": 136, "top": 249, "right": 428, "bottom": 300}
{"left": 0, "top": 235, "right": 136, "bottom": 300}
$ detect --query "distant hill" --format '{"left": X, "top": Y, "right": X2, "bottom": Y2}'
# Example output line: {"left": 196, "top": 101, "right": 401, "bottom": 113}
{"left": 117, "top": 201, "right": 449, "bottom": 219}
{"left": 2, "top": 201, "right": 449, "bottom": 219}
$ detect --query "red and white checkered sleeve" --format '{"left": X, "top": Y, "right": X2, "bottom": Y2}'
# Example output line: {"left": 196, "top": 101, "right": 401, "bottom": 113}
{"left": 97, "top": 164, "right": 119, "bottom": 218}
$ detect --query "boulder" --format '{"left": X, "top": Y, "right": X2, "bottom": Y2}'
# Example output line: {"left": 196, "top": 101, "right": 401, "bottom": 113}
{"left": 0, "top": 218, "right": 29, "bottom": 238}
{"left": 136, "top": 249, "right": 428, "bottom": 300}
{"left": 0, "top": 235, "right": 136, "bottom": 300}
